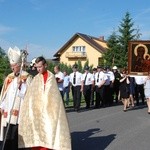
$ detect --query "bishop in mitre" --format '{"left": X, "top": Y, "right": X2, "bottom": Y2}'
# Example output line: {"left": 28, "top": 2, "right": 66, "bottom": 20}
{"left": 18, "top": 56, "right": 71, "bottom": 150}
{"left": 0, "top": 46, "right": 32, "bottom": 150}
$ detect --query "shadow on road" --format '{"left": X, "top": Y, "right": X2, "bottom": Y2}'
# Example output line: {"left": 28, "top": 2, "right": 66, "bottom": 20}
{"left": 71, "top": 128, "right": 116, "bottom": 150}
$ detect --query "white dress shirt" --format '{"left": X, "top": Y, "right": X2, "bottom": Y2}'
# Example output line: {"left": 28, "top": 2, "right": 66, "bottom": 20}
{"left": 95, "top": 71, "right": 108, "bottom": 86}
{"left": 104, "top": 72, "right": 111, "bottom": 85}
{"left": 108, "top": 71, "right": 115, "bottom": 82}
{"left": 70, "top": 71, "right": 82, "bottom": 86}
{"left": 134, "top": 76, "right": 146, "bottom": 85}
{"left": 82, "top": 72, "right": 94, "bottom": 85}
{"left": 55, "top": 71, "right": 64, "bottom": 91}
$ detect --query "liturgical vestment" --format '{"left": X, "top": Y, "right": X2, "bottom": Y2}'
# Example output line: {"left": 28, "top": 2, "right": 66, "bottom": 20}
{"left": 0, "top": 71, "right": 32, "bottom": 141}
{"left": 18, "top": 71, "right": 71, "bottom": 150}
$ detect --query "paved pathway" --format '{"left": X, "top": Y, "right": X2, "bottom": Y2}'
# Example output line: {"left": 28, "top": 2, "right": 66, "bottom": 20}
{"left": 67, "top": 103, "right": 150, "bottom": 150}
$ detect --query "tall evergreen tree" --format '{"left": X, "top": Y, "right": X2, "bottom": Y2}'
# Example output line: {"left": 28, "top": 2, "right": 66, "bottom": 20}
{"left": 118, "top": 11, "right": 136, "bottom": 67}
{"left": 104, "top": 12, "right": 141, "bottom": 68}
{"left": 103, "top": 31, "right": 122, "bottom": 67}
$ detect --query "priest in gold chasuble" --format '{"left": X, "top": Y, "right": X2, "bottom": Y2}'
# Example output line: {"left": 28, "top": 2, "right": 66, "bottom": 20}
{"left": 18, "top": 56, "right": 71, "bottom": 150}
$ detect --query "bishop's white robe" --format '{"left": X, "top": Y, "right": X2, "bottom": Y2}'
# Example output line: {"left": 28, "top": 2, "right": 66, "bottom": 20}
{"left": 0, "top": 71, "right": 32, "bottom": 141}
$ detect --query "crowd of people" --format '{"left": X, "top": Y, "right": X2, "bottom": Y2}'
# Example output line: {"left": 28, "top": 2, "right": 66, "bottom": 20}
{"left": 52, "top": 63, "right": 150, "bottom": 114}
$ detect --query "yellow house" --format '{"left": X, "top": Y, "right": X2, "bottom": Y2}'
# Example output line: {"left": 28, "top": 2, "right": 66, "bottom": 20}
{"left": 53, "top": 33, "right": 108, "bottom": 67}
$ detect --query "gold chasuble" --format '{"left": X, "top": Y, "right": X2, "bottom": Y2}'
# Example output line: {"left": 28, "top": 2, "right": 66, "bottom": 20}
{"left": 18, "top": 71, "right": 71, "bottom": 150}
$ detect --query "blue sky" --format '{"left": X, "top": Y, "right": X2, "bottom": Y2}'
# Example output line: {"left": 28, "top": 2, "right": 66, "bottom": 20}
{"left": 0, "top": 0, "right": 150, "bottom": 61}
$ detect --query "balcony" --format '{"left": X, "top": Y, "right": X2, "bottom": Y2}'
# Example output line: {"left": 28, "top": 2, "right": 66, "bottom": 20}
{"left": 65, "top": 52, "right": 87, "bottom": 58}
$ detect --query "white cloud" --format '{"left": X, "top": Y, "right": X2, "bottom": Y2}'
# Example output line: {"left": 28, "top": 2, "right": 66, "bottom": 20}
{"left": 0, "top": 24, "right": 15, "bottom": 35}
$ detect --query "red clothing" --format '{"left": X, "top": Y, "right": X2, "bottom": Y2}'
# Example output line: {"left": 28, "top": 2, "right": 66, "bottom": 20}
{"left": 42, "top": 70, "right": 48, "bottom": 89}
{"left": 32, "top": 147, "right": 51, "bottom": 150}
{"left": 43, "top": 70, "right": 48, "bottom": 84}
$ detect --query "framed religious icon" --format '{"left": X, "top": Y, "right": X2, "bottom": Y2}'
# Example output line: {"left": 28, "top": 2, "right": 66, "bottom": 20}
{"left": 128, "top": 40, "right": 150, "bottom": 75}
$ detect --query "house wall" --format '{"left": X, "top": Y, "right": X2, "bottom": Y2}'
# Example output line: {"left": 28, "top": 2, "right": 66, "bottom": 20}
{"left": 60, "top": 37, "right": 103, "bottom": 67}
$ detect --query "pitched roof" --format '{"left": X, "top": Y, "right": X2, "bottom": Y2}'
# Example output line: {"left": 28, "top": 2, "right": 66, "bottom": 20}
{"left": 53, "top": 32, "right": 107, "bottom": 57}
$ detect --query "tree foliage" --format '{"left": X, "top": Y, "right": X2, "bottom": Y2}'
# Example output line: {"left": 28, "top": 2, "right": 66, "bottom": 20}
{"left": 104, "top": 12, "right": 141, "bottom": 68}
{"left": 0, "top": 47, "right": 10, "bottom": 87}
{"left": 103, "top": 31, "right": 122, "bottom": 67}
{"left": 118, "top": 11, "right": 136, "bottom": 67}
{"left": 47, "top": 59, "right": 93, "bottom": 74}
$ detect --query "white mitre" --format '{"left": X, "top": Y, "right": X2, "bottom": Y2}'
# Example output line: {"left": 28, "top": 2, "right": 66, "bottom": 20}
{"left": 8, "top": 46, "right": 21, "bottom": 64}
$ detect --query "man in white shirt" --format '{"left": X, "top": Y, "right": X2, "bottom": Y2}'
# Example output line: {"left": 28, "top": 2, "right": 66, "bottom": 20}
{"left": 94, "top": 66, "right": 108, "bottom": 108}
{"left": 70, "top": 64, "right": 82, "bottom": 112}
{"left": 54, "top": 65, "right": 64, "bottom": 99}
{"left": 82, "top": 66, "right": 94, "bottom": 109}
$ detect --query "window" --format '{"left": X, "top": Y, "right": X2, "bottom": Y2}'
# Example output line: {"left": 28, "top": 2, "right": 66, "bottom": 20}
{"left": 98, "top": 57, "right": 104, "bottom": 66}
{"left": 72, "top": 46, "right": 86, "bottom": 52}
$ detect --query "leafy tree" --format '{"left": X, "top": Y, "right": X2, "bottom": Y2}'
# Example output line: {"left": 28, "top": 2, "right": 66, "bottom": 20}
{"left": 104, "top": 12, "right": 141, "bottom": 68}
{"left": 103, "top": 31, "right": 122, "bottom": 67}
{"left": 83, "top": 59, "right": 89, "bottom": 70}
{"left": 0, "top": 47, "right": 10, "bottom": 87}
{"left": 0, "top": 47, "right": 5, "bottom": 55}
{"left": 58, "top": 62, "right": 72, "bottom": 74}
{"left": 48, "top": 59, "right": 95, "bottom": 75}
{"left": 118, "top": 11, "right": 137, "bottom": 67}
{"left": 47, "top": 61, "right": 55, "bottom": 73}
{"left": 80, "top": 59, "right": 93, "bottom": 72}
{"left": 76, "top": 60, "right": 82, "bottom": 72}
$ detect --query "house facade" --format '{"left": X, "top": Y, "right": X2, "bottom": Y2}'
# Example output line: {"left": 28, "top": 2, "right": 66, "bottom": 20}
{"left": 53, "top": 33, "right": 108, "bottom": 67}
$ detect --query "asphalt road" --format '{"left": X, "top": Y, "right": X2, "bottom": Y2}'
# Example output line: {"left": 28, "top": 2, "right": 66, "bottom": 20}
{"left": 66, "top": 103, "right": 150, "bottom": 150}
